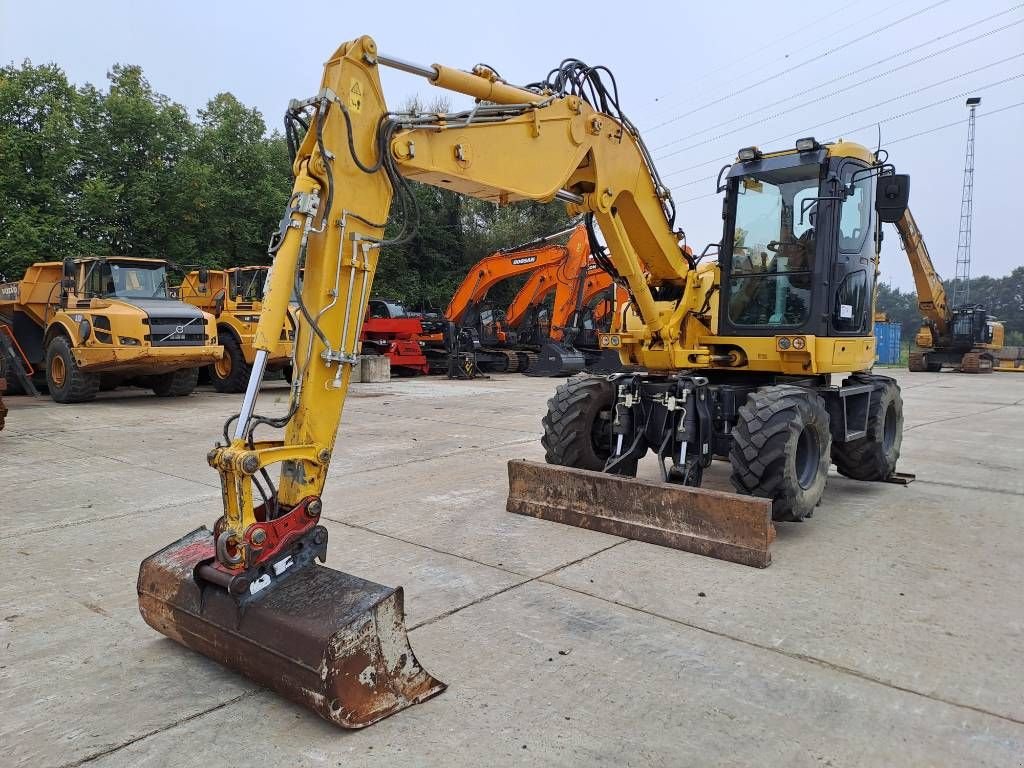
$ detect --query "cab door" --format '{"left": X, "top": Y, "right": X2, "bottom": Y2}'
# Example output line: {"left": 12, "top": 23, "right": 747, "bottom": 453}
{"left": 828, "top": 160, "right": 875, "bottom": 337}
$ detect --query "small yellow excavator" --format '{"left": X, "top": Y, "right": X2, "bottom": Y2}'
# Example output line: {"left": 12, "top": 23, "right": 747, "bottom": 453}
{"left": 897, "top": 212, "right": 1008, "bottom": 373}
{"left": 139, "top": 37, "right": 917, "bottom": 729}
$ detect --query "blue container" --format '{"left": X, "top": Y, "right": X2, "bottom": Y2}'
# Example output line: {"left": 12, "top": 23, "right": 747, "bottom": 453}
{"left": 875, "top": 322, "right": 902, "bottom": 365}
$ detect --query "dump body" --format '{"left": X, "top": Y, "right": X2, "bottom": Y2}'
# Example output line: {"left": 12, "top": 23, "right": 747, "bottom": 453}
{"left": 0, "top": 259, "right": 220, "bottom": 381}
{"left": 178, "top": 268, "right": 294, "bottom": 367}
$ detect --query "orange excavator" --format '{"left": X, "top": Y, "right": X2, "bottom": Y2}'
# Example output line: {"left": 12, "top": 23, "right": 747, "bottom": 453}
{"left": 442, "top": 223, "right": 589, "bottom": 372}
{"left": 507, "top": 256, "right": 630, "bottom": 376}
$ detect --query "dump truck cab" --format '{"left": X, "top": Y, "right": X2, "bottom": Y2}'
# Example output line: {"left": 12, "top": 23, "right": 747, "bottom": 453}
{"left": 178, "top": 267, "right": 295, "bottom": 393}
{"left": 0, "top": 256, "right": 221, "bottom": 402}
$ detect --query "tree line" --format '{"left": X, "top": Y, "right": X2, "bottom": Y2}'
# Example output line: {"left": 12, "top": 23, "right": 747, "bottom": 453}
{"left": 2, "top": 61, "right": 1020, "bottom": 332}
{"left": 876, "top": 272, "right": 1024, "bottom": 345}
{"left": 0, "top": 61, "right": 569, "bottom": 310}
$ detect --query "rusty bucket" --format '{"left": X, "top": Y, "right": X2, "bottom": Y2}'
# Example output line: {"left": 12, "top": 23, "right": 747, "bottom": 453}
{"left": 137, "top": 528, "right": 445, "bottom": 728}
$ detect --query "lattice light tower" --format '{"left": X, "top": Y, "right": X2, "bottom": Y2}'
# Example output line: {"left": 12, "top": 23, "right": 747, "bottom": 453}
{"left": 952, "top": 96, "right": 980, "bottom": 308}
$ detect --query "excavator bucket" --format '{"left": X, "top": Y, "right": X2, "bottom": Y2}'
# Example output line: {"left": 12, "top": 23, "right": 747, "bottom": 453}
{"left": 137, "top": 528, "right": 445, "bottom": 728}
{"left": 524, "top": 341, "right": 587, "bottom": 377}
{"left": 506, "top": 460, "right": 775, "bottom": 567}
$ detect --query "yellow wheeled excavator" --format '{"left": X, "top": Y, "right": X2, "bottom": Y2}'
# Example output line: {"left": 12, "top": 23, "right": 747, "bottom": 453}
{"left": 139, "top": 36, "right": 915, "bottom": 729}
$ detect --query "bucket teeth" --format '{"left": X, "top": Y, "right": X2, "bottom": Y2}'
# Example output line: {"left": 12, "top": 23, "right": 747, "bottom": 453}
{"left": 138, "top": 528, "right": 445, "bottom": 728}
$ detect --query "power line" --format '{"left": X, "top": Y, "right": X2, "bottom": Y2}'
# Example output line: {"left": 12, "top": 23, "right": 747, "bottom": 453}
{"left": 885, "top": 100, "right": 1023, "bottom": 146}
{"left": 664, "top": 56, "right": 1024, "bottom": 189}
{"left": 655, "top": 17, "right": 1024, "bottom": 160}
{"left": 644, "top": 0, "right": 953, "bottom": 132}
{"left": 651, "top": 4, "right": 1024, "bottom": 150}
{"left": 671, "top": 101, "right": 1024, "bottom": 205}
{"left": 670, "top": 75, "right": 1023, "bottom": 196}
{"left": 645, "top": 0, "right": 866, "bottom": 109}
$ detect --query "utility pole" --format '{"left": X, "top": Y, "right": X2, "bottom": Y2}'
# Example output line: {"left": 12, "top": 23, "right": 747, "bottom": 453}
{"left": 952, "top": 96, "right": 980, "bottom": 308}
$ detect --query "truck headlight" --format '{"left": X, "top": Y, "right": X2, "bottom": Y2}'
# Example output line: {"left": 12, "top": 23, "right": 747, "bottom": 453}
{"left": 79, "top": 319, "right": 91, "bottom": 343}
{"left": 237, "top": 315, "right": 261, "bottom": 324}
{"left": 119, "top": 336, "right": 141, "bottom": 346}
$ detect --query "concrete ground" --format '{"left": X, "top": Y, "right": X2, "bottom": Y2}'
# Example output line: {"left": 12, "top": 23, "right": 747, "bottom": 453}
{"left": 1, "top": 370, "right": 1022, "bottom": 767}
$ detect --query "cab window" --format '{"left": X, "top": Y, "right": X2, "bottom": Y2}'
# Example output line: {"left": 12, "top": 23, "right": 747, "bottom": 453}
{"left": 839, "top": 173, "right": 872, "bottom": 252}
{"left": 727, "top": 164, "right": 819, "bottom": 328}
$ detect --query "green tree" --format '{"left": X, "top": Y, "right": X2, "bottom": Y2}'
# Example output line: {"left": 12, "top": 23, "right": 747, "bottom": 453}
{"left": 181, "top": 92, "right": 291, "bottom": 267}
{"left": 0, "top": 61, "right": 84, "bottom": 278}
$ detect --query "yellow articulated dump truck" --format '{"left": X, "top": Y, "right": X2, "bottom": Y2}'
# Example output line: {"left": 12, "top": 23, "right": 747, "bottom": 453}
{"left": 0, "top": 257, "right": 221, "bottom": 403}
{"left": 177, "top": 267, "right": 294, "bottom": 393}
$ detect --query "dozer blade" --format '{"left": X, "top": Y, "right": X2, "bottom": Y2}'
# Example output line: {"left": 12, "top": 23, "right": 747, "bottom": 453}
{"left": 506, "top": 460, "right": 774, "bottom": 567}
{"left": 137, "top": 528, "right": 445, "bottom": 728}
{"left": 523, "top": 341, "right": 586, "bottom": 377}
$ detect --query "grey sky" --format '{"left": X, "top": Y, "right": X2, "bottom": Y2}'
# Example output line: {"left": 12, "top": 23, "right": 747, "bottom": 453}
{"left": 2, "top": 0, "right": 1021, "bottom": 290}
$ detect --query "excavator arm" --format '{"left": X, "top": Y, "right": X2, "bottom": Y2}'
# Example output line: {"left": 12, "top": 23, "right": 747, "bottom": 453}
{"left": 139, "top": 35, "right": 702, "bottom": 730}
{"left": 895, "top": 208, "right": 949, "bottom": 338}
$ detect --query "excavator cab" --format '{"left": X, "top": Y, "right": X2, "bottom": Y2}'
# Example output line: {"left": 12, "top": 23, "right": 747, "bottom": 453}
{"left": 719, "top": 140, "right": 904, "bottom": 342}
{"left": 951, "top": 306, "right": 995, "bottom": 349}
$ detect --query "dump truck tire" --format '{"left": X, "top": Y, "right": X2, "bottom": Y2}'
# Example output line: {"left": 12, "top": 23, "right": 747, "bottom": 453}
{"left": 45, "top": 336, "right": 100, "bottom": 403}
{"left": 542, "top": 373, "right": 621, "bottom": 472}
{"left": 152, "top": 367, "right": 198, "bottom": 397}
{"left": 831, "top": 377, "right": 903, "bottom": 481}
{"left": 211, "top": 334, "right": 251, "bottom": 393}
{"left": 730, "top": 385, "right": 831, "bottom": 522}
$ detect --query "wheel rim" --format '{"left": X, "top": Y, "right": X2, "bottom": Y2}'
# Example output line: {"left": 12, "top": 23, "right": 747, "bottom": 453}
{"left": 50, "top": 355, "right": 66, "bottom": 388}
{"left": 214, "top": 352, "right": 232, "bottom": 379}
{"left": 882, "top": 403, "right": 897, "bottom": 453}
{"left": 795, "top": 425, "right": 821, "bottom": 490}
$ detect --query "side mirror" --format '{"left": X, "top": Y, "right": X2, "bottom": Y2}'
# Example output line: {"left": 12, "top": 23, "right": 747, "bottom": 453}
{"left": 212, "top": 289, "right": 226, "bottom": 319}
{"left": 63, "top": 258, "right": 75, "bottom": 280}
{"left": 876, "top": 174, "right": 910, "bottom": 223}
{"left": 197, "top": 268, "right": 210, "bottom": 287}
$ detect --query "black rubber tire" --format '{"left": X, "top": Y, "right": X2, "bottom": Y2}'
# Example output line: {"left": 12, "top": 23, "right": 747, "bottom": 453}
{"left": 541, "top": 373, "right": 623, "bottom": 472}
{"left": 211, "top": 334, "right": 251, "bottom": 393}
{"left": 730, "top": 385, "right": 832, "bottom": 522}
{"left": 831, "top": 377, "right": 903, "bottom": 481}
{"left": 45, "top": 336, "right": 100, "bottom": 403}
{"left": 151, "top": 367, "right": 198, "bottom": 397}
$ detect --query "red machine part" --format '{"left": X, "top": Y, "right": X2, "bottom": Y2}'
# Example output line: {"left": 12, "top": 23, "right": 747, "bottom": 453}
{"left": 211, "top": 495, "right": 321, "bottom": 574}
{"left": 362, "top": 316, "right": 430, "bottom": 375}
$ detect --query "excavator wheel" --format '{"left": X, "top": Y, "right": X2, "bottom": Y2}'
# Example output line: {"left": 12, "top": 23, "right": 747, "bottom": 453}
{"left": 151, "top": 367, "right": 199, "bottom": 397}
{"left": 45, "top": 335, "right": 100, "bottom": 403}
{"left": 960, "top": 352, "right": 994, "bottom": 374}
{"left": 730, "top": 385, "right": 831, "bottom": 522}
{"left": 211, "top": 334, "right": 252, "bottom": 392}
{"left": 542, "top": 374, "right": 625, "bottom": 473}
{"left": 831, "top": 377, "right": 903, "bottom": 481}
